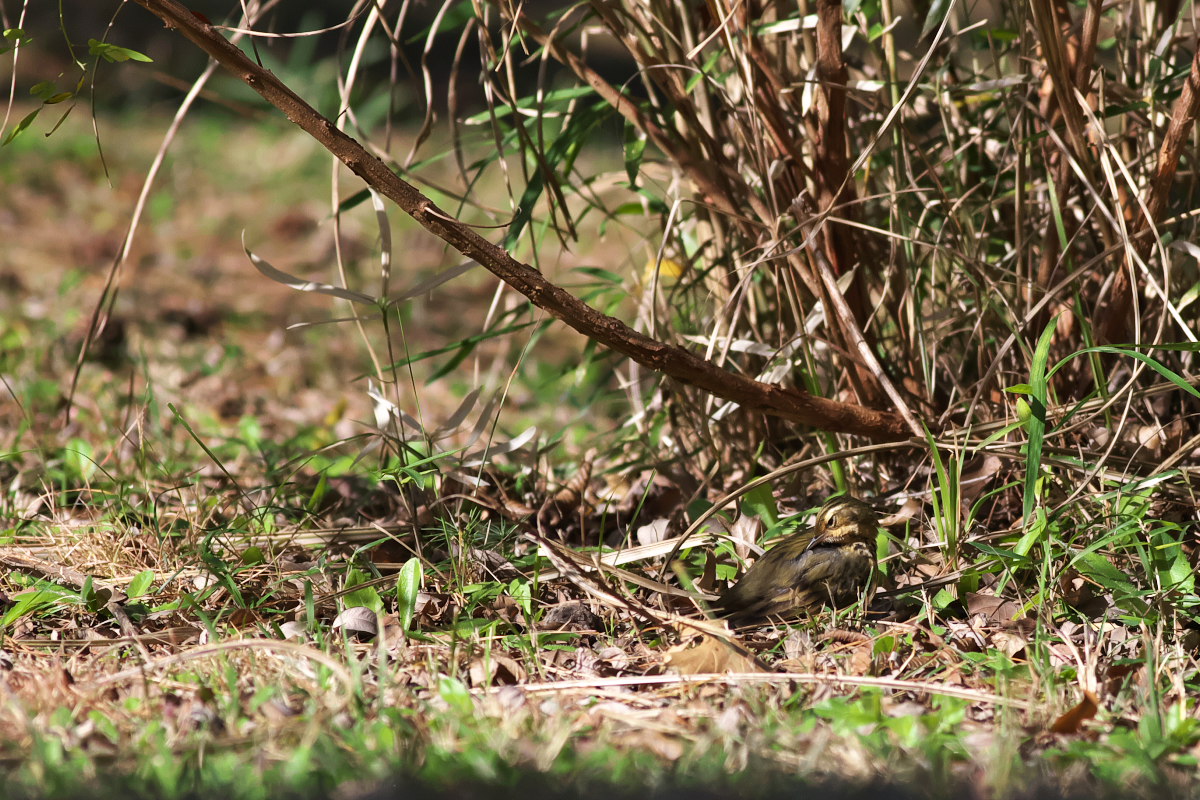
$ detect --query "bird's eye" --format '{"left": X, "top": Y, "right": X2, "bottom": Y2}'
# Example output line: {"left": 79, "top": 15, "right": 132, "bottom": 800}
{"left": 826, "top": 512, "right": 840, "bottom": 527}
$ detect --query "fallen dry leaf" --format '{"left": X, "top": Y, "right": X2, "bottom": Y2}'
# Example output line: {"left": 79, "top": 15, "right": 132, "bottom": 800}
{"left": 664, "top": 632, "right": 766, "bottom": 675}
{"left": 542, "top": 601, "right": 603, "bottom": 633}
{"left": 635, "top": 518, "right": 672, "bottom": 546}
{"left": 966, "top": 591, "right": 1026, "bottom": 624}
{"left": 331, "top": 606, "right": 378, "bottom": 639}
{"left": 990, "top": 629, "right": 1028, "bottom": 657}
{"left": 1049, "top": 690, "right": 1099, "bottom": 734}
{"left": 960, "top": 454, "right": 1002, "bottom": 506}
{"left": 468, "top": 653, "right": 526, "bottom": 686}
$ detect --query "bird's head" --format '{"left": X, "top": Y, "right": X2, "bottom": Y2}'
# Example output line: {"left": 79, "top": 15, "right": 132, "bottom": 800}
{"left": 812, "top": 496, "right": 877, "bottom": 545}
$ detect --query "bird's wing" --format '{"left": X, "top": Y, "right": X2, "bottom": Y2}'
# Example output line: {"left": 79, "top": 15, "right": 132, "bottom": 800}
{"left": 719, "top": 546, "right": 843, "bottom": 621}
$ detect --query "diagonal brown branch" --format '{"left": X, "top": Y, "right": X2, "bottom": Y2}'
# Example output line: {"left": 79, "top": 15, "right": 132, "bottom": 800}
{"left": 129, "top": 0, "right": 912, "bottom": 441}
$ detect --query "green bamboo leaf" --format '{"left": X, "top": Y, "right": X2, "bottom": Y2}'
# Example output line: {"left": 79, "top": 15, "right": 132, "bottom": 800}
{"left": 343, "top": 569, "right": 383, "bottom": 613}
{"left": 1051, "top": 345, "right": 1200, "bottom": 401}
{"left": 1022, "top": 318, "right": 1057, "bottom": 529}
{"left": 88, "top": 39, "right": 152, "bottom": 63}
{"left": 2, "top": 108, "right": 39, "bottom": 146}
{"left": 396, "top": 557, "right": 423, "bottom": 631}
{"left": 741, "top": 483, "right": 779, "bottom": 529}
{"left": 127, "top": 569, "right": 155, "bottom": 599}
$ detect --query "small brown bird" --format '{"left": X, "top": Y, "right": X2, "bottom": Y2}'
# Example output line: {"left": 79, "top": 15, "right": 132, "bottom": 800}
{"left": 715, "top": 495, "right": 878, "bottom": 624}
